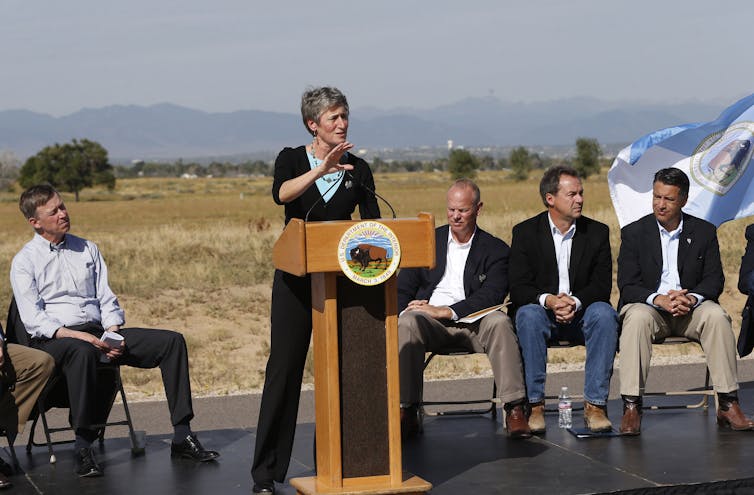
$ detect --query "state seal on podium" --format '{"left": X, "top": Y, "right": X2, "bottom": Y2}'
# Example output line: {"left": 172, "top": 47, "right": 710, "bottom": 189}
{"left": 338, "top": 220, "right": 401, "bottom": 286}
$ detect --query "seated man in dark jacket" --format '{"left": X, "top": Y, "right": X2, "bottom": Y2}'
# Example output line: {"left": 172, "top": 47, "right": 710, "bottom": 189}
{"left": 737, "top": 223, "right": 754, "bottom": 358}
{"left": 509, "top": 166, "right": 618, "bottom": 434}
{"left": 617, "top": 168, "right": 753, "bottom": 435}
{"left": 397, "top": 179, "right": 529, "bottom": 439}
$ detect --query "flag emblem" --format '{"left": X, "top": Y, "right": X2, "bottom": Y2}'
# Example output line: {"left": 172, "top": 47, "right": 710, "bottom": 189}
{"left": 690, "top": 122, "right": 754, "bottom": 195}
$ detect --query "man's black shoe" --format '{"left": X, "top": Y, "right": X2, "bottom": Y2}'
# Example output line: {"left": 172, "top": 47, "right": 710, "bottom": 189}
{"left": 0, "top": 471, "right": 11, "bottom": 490}
{"left": 75, "top": 447, "right": 103, "bottom": 478}
{"left": 252, "top": 481, "right": 275, "bottom": 494}
{"left": 0, "top": 457, "right": 13, "bottom": 477}
{"left": 171, "top": 434, "right": 220, "bottom": 462}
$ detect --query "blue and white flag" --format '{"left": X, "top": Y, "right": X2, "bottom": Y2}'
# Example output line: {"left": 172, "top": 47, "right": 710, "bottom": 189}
{"left": 608, "top": 93, "right": 754, "bottom": 227}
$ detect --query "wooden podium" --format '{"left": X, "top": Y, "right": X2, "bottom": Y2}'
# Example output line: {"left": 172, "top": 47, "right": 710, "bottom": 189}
{"left": 273, "top": 213, "right": 435, "bottom": 495}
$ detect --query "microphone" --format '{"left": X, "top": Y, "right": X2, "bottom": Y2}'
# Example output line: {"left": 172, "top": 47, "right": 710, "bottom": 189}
{"left": 303, "top": 174, "right": 342, "bottom": 222}
{"left": 346, "top": 170, "right": 397, "bottom": 219}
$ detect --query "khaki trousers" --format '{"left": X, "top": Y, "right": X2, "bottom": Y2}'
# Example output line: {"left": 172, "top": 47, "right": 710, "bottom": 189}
{"left": 0, "top": 343, "right": 55, "bottom": 435}
{"left": 618, "top": 301, "right": 738, "bottom": 396}
{"left": 398, "top": 310, "right": 526, "bottom": 405}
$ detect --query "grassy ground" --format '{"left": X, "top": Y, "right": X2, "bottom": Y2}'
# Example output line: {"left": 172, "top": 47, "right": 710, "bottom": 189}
{"left": 0, "top": 170, "right": 749, "bottom": 399}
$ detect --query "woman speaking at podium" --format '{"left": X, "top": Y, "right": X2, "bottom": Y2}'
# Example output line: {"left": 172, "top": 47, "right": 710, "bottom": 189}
{"left": 251, "top": 87, "right": 380, "bottom": 494}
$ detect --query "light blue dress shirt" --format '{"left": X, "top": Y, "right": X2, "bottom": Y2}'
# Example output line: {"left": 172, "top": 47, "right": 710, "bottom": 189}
{"left": 10, "top": 233, "right": 125, "bottom": 339}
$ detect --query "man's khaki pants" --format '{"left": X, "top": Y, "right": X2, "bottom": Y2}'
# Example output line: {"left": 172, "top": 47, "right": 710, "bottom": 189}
{"left": 619, "top": 301, "right": 737, "bottom": 397}
{"left": 0, "top": 343, "right": 55, "bottom": 435}
{"left": 398, "top": 310, "right": 526, "bottom": 406}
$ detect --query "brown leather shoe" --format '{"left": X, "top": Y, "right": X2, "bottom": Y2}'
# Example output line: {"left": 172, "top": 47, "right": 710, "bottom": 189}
{"left": 619, "top": 401, "right": 642, "bottom": 436}
{"left": 400, "top": 405, "right": 421, "bottom": 439}
{"left": 527, "top": 402, "right": 546, "bottom": 434}
{"left": 584, "top": 402, "right": 612, "bottom": 432}
{"left": 504, "top": 404, "right": 532, "bottom": 439}
{"left": 717, "top": 400, "right": 754, "bottom": 431}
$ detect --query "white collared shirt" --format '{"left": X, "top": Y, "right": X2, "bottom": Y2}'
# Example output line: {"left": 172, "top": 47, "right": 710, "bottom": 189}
{"left": 10, "top": 233, "right": 125, "bottom": 339}
{"left": 648, "top": 218, "right": 704, "bottom": 307}
{"left": 538, "top": 213, "right": 582, "bottom": 312}
{"left": 428, "top": 229, "right": 475, "bottom": 320}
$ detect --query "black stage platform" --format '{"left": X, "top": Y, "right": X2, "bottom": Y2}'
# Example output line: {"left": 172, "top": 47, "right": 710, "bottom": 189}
{"left": 4, "top": 381, "right": 754, "bottom": 494}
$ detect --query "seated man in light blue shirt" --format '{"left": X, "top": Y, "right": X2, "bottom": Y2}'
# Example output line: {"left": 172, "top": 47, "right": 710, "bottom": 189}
{"left": 10, "top": 184, "right": 220, "bottom": 478}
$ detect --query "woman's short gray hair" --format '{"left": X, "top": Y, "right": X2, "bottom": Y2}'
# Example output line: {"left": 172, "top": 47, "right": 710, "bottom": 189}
{"left": 301, "top": 87, "right": 349, "bottom": 136}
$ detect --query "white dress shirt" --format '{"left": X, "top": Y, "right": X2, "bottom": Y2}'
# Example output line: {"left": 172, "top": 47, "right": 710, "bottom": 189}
{"left": 10, "top": 233, "right": 125, "bottom": 339}
{"left": 648, "top": 218, "right": 704, "bottom": 308}
{"left": 538, "top": 214, "right": 582, "bottom": 312}
{"left": 428, "top": 229, "right": 475, "bottom": 320}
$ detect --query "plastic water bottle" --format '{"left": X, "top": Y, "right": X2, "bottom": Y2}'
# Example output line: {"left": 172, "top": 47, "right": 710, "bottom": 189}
{"left": 558, "top": 386, "right": 572, "bottom": 429}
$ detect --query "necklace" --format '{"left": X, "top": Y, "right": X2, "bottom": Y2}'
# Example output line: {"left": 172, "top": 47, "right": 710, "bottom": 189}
{"left": 309, "top": 143, "right": 343, "bottom": 183}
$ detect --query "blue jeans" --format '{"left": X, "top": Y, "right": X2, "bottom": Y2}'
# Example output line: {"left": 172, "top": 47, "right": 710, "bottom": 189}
{"left": 515, "top": 302, "right": 618, "bottom": 405}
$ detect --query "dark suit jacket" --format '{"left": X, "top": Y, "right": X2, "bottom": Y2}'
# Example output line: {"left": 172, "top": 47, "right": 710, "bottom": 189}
{"left": 737, "top": 224, "right": 754, "bottom": 356}
{"left": 397, "top": 225, "right": 509, "bottom": 319}
{"left": 617, "top": 213, "right": 724, "bottom": 309}
{"left": 509, "top": 212, "right": 612, "bottom": 313}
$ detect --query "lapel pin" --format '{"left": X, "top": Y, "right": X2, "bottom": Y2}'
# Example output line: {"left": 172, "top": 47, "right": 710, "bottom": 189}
{"left": 479, "top": 274, "right": 486, "bottom": 282}
{"left": 345, "top": 180, "right": 353, "bottom": 189}
{"left": 686, "top": 238, "right": 691, "bottom": 244}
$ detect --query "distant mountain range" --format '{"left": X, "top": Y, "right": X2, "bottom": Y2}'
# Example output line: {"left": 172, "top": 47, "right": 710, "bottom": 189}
{"left": 0, "top": 96, "right": 727, "bottom": 162}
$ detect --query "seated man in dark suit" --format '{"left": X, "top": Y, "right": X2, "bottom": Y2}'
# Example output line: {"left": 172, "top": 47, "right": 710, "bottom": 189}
{"left": 510, "top": 166, "right": 618, "bottom": 434}
{"left": 397, "top": 179, "right": 530, "bottom": 439}
{"left": 737, "top": 224, "right": 754, "bottom": 357}
{"left": 10, "top": 184, "right": 220, "bottom": 478}
{"left": 617, "top": 168, "right": 753, "bottom": 435}
{"left": 0, "top": 328, "right": 55, "bottom": 489}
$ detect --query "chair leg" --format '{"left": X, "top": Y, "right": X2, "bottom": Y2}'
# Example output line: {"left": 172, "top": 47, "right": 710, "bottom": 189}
{"left": 491, "top": 382, "right": 498, "bottom": 421}
{"left": 0, "top": 431, "right": 18, "bottom": 474}
{"left": 25, "top": 414, "right": 38, "bottom": 455}
{"left": 703, "top": 368, "right": 711, "bottom": 410}
{"left": 115, "top": 369, "right": 144, "bottom": 454}
{"left": 37, "top": 406, "right": 56, "bottom": 464}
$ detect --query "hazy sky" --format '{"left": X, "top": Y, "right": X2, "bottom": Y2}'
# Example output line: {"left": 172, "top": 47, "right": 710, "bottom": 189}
{"left": 2, "top": 1, "right": 753, "bottom": 116}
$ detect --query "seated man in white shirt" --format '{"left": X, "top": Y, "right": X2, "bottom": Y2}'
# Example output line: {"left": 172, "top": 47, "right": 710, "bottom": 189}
{"left": 617, "top": 168, "right": 753, "bottom": 435}
{"left": 397, "top": 179, "right": 530, "bottom": 439}
{"left": 10, "top": 184, "right": 220, "bottom": 478}
{"left": 509, "top": 166, "right": 618, "bottom": 434}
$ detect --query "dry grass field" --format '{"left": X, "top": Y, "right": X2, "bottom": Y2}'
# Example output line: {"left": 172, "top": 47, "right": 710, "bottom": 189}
{"left": 0, "top": 169, "right": 750, "bottom": 399}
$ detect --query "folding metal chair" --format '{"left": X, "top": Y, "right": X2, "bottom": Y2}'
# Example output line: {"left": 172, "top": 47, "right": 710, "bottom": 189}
{"left": 642, "top": 336, "right": 714, "bottom": 411}
{"left": 6, "top": 298, "right": 144, "bottom": 464}
{"left": 419, "top": 347, "right": 498, "bottom": 421}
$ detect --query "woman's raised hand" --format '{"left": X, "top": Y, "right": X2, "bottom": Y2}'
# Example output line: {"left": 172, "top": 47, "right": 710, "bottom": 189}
{"left": 318, "top": 142, "right": 355, "bottom": 176}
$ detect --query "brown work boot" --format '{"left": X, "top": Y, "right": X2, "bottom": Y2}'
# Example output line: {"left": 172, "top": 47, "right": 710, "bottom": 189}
{"left": 619, "top": 397, "right": 642, "bottom": 436}
{"left": 584, "top": 402, "right": 612, "bottom": 432}
{"left": 504, "top": 402, "right": 532, "bottom": 439}
{"left": 400, "top": 405, "right": 421, "bottom": 439}
{"left": 527, "top": 401, "right": 546, "bottom": 434}
{"left": 717, "top": 399, "right": 754, "bottom": 431}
